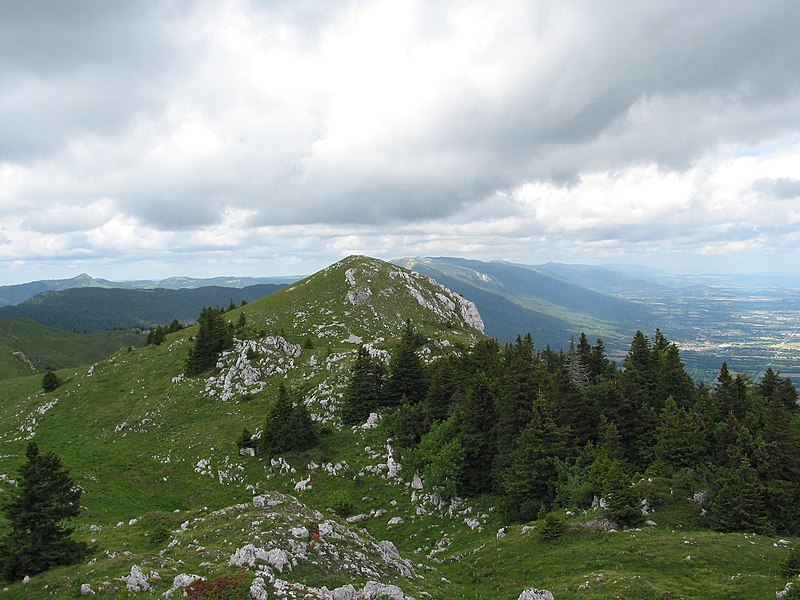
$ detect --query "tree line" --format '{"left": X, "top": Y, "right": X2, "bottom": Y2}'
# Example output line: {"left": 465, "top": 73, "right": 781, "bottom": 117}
{"left": 342, "top": 323, "right": 800, "bottom": 533}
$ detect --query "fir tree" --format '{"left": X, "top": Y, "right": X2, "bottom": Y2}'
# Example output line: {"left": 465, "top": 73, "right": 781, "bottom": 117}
{"left": 709, "top": 455, "right": 772, "bottom": 534}
{"left": 0, "top": 443, "right": 89, "bottom": 581}
{"left": 453, "top": 372, "right": 497, "bottom": 495}
{"left": 341, "top": 346, "right": 386, "bottom": 425}
{"left": 423, "top": 357, "right": 458, "bottom": 423}
{"left": 41, "top": 371, "right": 59, "bottom": 393}
{"left": 261, "top": 384, "right": 317, "bottom": 456}
{"left": 501, "top": 392, "right": 568, "bottom": 522}
{"left": 653, "top": 396, "right": 707, "bottom": 475}
{"left": 386, "top": 320, "right": 427, "bottom": 406}
{"left": 185, "top": 307, "right": 234, "bottom": 376}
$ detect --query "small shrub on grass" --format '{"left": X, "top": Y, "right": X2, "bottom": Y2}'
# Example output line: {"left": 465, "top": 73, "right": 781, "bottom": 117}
{"left": 185, "top": 571, "right": 250, "bottom": 599}
{"left": 539, "top": 513, "right": 566, "bottom": 541}
{"left": 327, "top": 489, "right": 355, "bottom": 517}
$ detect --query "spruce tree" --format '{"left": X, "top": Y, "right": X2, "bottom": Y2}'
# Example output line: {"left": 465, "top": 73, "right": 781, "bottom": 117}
{"left": 386, "top": 320, "right": 427, "bottom": 406}
{"left": 454, "top": 372, "right": 497, "bottom": 495}
{"left": 653, "top": 396, "right": 706, "bottom": 475}
{"left": 185, "top": 307, "right": 234, "bottom": 376}
{"left": 0, "top": 443, "right": 88, "bottom": 581}
{"left": 423, "top": 357, "right": 458, "bottom": 422}
{"left": 501, "top": 392, "right": 568, "bottom": 522}
{"left": 341, "top": 346, "right": 386, "bottom": 425}
{"left": 709, "top": 455, "right": 772, "bottom": 534}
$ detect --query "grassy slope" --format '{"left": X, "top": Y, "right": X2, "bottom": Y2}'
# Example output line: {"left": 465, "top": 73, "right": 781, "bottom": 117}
{"left": 0, "top": 317, "right": 145, "bottom": 377}
{"left": 0, "top": 256, "right": 795, "bottom": 598}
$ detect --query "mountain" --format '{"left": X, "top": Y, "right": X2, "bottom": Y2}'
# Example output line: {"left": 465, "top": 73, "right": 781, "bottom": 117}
{"left": 0, "top": 274, "right": 301, "bottom": 307}
{"left": 0, "top": 256, "right": 488, "bottom": 598}
{"left": 0, "top": 318, "right": 145, "bottom": 378}
{"left": 396, "top": 256, "right": 653, "bottom": 354}
{"left": 0, "top": 256, "right": 792, "bottom": 598}
{"left": 0, "top": 284, "right": 285, "bottom": 333}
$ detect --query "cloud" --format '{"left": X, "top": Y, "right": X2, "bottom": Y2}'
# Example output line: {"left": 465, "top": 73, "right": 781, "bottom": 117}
{"left": 1, "top": 0, "right": 800, "bottom": 280}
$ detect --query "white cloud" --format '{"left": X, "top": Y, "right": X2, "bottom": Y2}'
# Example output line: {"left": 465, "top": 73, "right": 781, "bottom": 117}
{"left": 1, "top": 0, "right": 800, "bottom": 282}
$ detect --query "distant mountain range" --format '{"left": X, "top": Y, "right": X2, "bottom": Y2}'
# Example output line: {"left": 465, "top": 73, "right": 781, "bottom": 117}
{"left": 0, "top": 273, "right": 299, "bottom": 307}
{"left": 0, "top": 284, "right": 286, "bottom": 333}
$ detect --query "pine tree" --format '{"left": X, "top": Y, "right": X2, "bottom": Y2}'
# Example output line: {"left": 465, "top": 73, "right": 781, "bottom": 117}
{"left": 185, "top": 307, "right": 234, "bottom": 376}
{"left": 423, "top": 357, "right": 458, "bottom": 422}
{"left": 653, "top": 396, "right": 707, "bottom": 475}
{"left": 262, "top": 384, "right": 297, "bottom": 457}
{"left": 709, "top": 455, "right": 772, "bottom": 534}
{"left": 386, "top": 320, "right": 427, "bottom": 406}
{"left": 341, "top": 346, "right": 386, "bottom": 425}
{"left": 453, "top": 372, "right": 497, "bottom": 495}
{"left": 0, "top": 443, "right": 89, "bottom": 581}
{"left": 501, "top": 392, "right": 568, "bottom": 522}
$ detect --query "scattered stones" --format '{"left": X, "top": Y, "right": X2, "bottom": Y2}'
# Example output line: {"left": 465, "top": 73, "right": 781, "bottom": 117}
{"left": 388, "top": 517, "right": 405, "bottom": 526}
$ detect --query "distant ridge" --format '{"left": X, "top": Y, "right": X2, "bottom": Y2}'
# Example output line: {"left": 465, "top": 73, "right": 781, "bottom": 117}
{"left": 0, "top": 273, "right": 302, "bottom": 307}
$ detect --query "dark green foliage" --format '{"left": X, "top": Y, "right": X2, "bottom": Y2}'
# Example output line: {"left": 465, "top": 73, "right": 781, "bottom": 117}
{"left": 236, "top": 428, "right": 254, "bottom": 450}
{"left": 423, "top": 357, "right": 458, "bottom": 422}
{"left": 653, "top": 396, "right": 707, "bottom": 475}
{"left": 781, "top": 544, "right": 800, "bottom": 577}
{"left": 386, "top": 320, "right": 427, "bottom": 405}
{"left": 539, "top": 512, "right": 567, "bottom": 541}
{"left": 710, "top": 456, "right": 773, "bottom": 534}
{"left": 146, "top": 325, "right": 167, "bottom": 345}
{"left": 236, "top": 312, "right": 246, "bottom": 328}
{"left": 406, "top": 418, "right": 465, "bottom": 500}
{"left": 0, "top": 285, "right": 283, "bottom": 333}
{"left": 501, "top": 392, "right": 568, "bottom": 522}
{"left": 341, "top": 346, "right": 386, "bottom": 425}
{"left": 261, "top": 384, "right": 317, "bottom": 457}
{"left": 391, "top": 398, "right": 430, "bottom": 448}
{"left": 345, "top": 325, "right": 800, "bottom": 536}
{"left": 453, "top": 373, "right": 497, "bottom": 495}
{"left": 41, "top": 370, "right": 59, "bottom": 392}
{"left": 0, "top": 443, "right": 89, "bottom": 581}
{"left": 185, "top": 307, "right": 234, "bottom": 376}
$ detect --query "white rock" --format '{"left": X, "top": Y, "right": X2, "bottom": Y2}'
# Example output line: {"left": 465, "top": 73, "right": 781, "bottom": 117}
{"left": 332, "top": 583, "right": 358, "bottom": 600}
{"left": 122, "top": 565, "right": 151, "bottom": 592}
{"left": 361, "top": 413, "right": 381, "bottom": 430}
{"left": 22, "top": 576, "right": 30, "bottom": 584}
{"left": 359, "top": 581, "right": 406, "bottom": 599}
{"left": 387, "top": 517, "right": 404, "bottom": 526}
{"left": 497, "top": 527, "right": 507, "bottom": 539}
{"left": 290, "top": 526, "right": 309, "bottom": 539}
{"left": 518, "top": 589, "right": 555, "bottom": 600}
{"left": 80, "top": 583, "right": 95, "bottom": 596}
{"left": 240, "top": 447, "right": 256, "bottom": 457}
{"left": 411, "top": 473, "right": 424, "bottom": 490}
{"left": 250, "top": 576, "right": 269, "bottom": 600}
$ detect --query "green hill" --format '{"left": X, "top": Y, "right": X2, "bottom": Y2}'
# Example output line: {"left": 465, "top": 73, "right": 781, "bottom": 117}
{"left": 0, "top": 284, "right": 284, "bottom": 333}
{"left": 0, "top": 256, "right": 795, "bottom": 599}
{"left": 0, "top": 317, "right": 145, "bottom": 378}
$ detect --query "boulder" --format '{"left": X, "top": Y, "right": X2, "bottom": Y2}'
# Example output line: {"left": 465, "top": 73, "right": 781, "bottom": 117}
{"left": 250, "top": 576, "right": 269, "bottom": 600}
{"left": 122, "top": 565, "right": 151, "bottom": 592}
{"left": 518, "top": 589, "right": 555, "bottom": 600}
{"left": 79, "top": 583, "right": 95, "bottom": 596}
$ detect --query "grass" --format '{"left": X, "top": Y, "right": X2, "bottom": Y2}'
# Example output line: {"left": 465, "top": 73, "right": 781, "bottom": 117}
{"left": 0, "top": 256, "right": 796, "bottom": 598}
{"left": 0, "top": 317, "right": 145, "bottom": 378}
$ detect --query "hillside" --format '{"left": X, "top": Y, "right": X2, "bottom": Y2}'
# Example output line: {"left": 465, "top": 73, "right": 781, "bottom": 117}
{"left": 397, "top": 256, "right": 653, "bottom": 354}
{"left": 0, "top": 274, "right": 300, "bottom": 307}
{"left": 0, "top": 284, "right": 284, "bottom": 333}
{"left": 0, "top": 256, "right": 796, "bottom": 599}
{"left": 0, "top": 318, "right": 145, "bottom": 378}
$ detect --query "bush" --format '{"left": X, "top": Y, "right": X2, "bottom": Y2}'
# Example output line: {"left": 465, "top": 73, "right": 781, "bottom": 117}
{"left": 539, "top": 513, "right": 566, "bottom": 541}
{"left": 185, "top": 571, "right": 250, "bottom": 599}
{"left": 42, "top": 370, "right": 60, "bottom": 392}
{"left": 327, "top": 489, "right": 355, "bottom": 517}
{"left": 782, "top": 544, "right": 800, "bottom": 577}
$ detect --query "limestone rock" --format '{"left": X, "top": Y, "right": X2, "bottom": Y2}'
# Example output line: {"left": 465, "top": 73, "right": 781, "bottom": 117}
{"left": 80, "top": 583, "right": 95, "bottom": 596}
{"left": 122, "top": 565, "right": 151, "bottom": 592}
{"left": 518, "top": 588, "right": 555, "bottom": 600}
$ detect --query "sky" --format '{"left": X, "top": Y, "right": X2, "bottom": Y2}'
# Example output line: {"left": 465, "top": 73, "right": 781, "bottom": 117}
{"left": 2, "top": 0, "right": 800, "bottom": 285}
